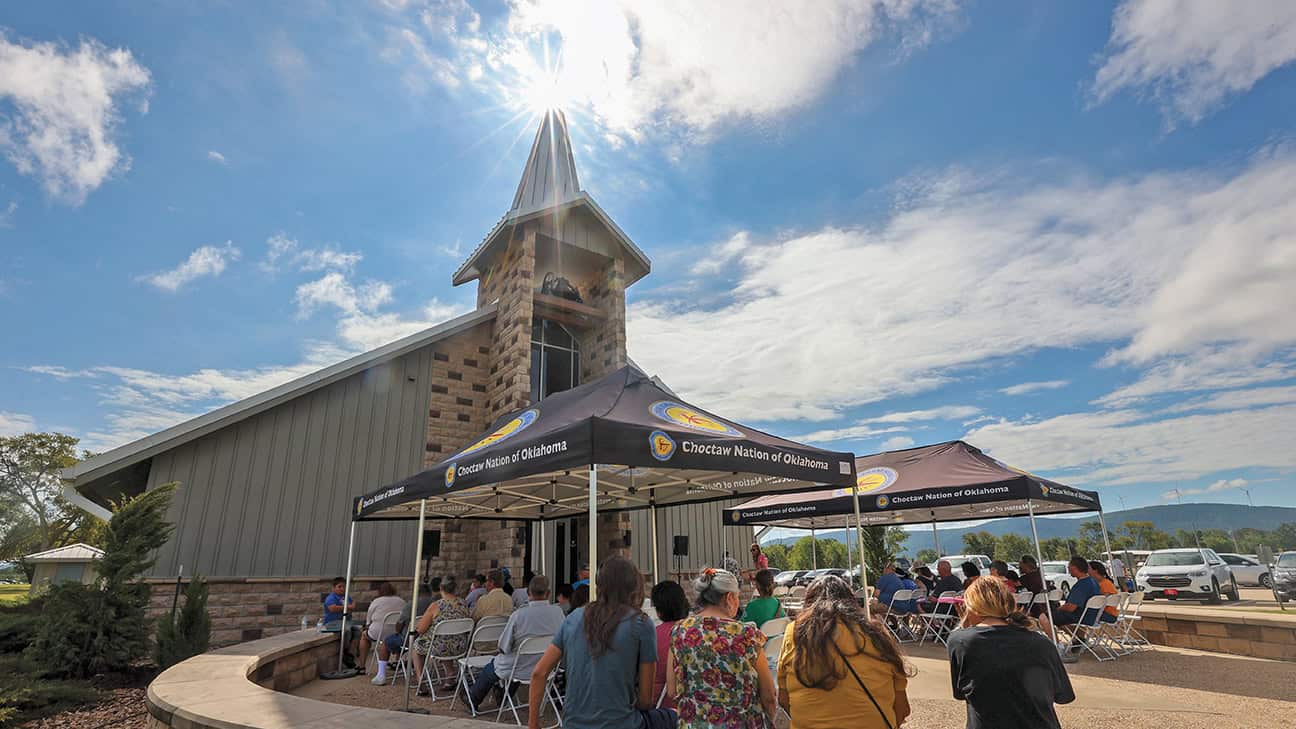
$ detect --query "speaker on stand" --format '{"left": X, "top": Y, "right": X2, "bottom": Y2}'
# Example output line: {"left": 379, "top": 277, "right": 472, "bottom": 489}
{"left": 672, "top": 535, "right": 689, "bottom": 576}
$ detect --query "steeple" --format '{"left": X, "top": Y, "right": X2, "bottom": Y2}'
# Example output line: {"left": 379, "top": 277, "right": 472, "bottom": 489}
{"left": 511, "top": 109, "right": 581, "bottom": 213}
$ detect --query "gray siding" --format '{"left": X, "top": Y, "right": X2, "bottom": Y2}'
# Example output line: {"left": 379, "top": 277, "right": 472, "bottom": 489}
{"left": 144, "top": 348, "right": 434, "bottom": 579}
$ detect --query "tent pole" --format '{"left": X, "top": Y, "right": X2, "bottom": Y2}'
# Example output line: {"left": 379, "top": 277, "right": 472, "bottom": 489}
{"left": 1097, "top": 506, "right": 1118, "bottom": 589}
{"left": 851, "top": 481, "right": 870, "bottom": 620}
{"left": 650, "top": 501, "right": 660, "bottom": 585}
{"left": 931, "top": 515, "right": 941, "bottom": 557}
{"left": 401, "top": 499, "right": 428, "bottom": 713}
{"left": 588, "top": 465, "right": 598, "bottom": 602}
{"left": 336, "top": 520, "right": 356, "bottom": 673}
{"left": 844, "top": 517, "right": 853, "bottom": 584}
{"left": 1027, "top": 499, "right": 1058, "bottom": 650}
{"left": 538, "top": 519, "right": 546, "bottom": 582}
{"left": 810, "top": 526, "right": 817, "bottom": 571}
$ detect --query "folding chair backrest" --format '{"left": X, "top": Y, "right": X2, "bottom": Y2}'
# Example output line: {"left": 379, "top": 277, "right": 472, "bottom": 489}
{"left": 888, "top": 589, "right": 914, "bottom": 606}
{"left": 1125, "top": 591, "right": 1144, "bottom": 612}
{"left": 1105, "top": 593, "right": 1121, "bottom": 609}
{"left": 1030, "top": 592, "right": 1050, "bottom": 606}
{"left": 1014, "top": 592, "right": 1033, "bottom": 605}
{"left": 434, "top": 617, "right": 476, "bottom": 637}
{"left": 1047, "top": 589, "right": 1063, "bottom": 601}
{"left": 789, "top": 586, "right": 806, "bottom": 599}
{"left": 468, "top": 622, "right": 507, "bottom": 655}
{"left": 515, "top": 634, "right": 553, "bottom": 657}
{"left": 1080, "top": 595, "right": 1108, "bottom": 626}
{"left": 375, "top": 610, "right": 403, "bottom": 640}
{"left": 763, "top": 633, "right": 784, "bottom": 662}
{"left": 760, "top": 617, "right": 790, "bottom": 638}
{"left": 773, "top": 586, "right": 789, "bottom": 597}
{"left": 476, "top": 615, "right": 510, "bottom": 630}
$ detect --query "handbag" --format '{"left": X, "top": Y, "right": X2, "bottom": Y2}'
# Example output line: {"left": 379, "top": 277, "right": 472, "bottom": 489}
{"left": 834, "top": 642, "right": 893, "bottom": 729}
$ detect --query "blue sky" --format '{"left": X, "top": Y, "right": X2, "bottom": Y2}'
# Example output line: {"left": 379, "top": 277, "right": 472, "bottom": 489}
{"left": 2, "top": 1, "right": 1295, "bottom": 513}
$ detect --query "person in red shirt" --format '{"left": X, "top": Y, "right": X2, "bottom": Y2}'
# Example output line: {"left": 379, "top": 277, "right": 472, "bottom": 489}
{"left": 751, "top": 542, "right": 769, "bottom": 571}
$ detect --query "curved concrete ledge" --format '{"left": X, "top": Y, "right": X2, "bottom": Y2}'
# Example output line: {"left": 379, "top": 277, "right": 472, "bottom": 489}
{"left": 145, "top": 630, "right": 494, "bottom": 729}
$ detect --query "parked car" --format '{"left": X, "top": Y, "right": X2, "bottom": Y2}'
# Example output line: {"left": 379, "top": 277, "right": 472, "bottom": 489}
{"left": 939, "top": 554, "right": 993, "bottom": 572}
{"left": 774, "top": 570, "right": 809, "bottom": 588}
{"left": 1271, "top": 551, "right": 1296, "bottom": 604}
{"left": 1135, "top": 548, "right": 1239, "bottom": 604}
{"left": 1040, "top": 561, "right": 1073, "bottom": 596}
{"left": 795, "top": 567, "right": 847, "bottom": 586}
{"left": 1217, "top": 552, "right": 1271, "bottom": 587}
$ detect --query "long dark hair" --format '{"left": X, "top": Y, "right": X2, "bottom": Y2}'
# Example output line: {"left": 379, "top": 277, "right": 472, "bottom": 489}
{"left": 582, "top": 556, "right": 644, "bottom": 657}
{"left": 793, "top": 575, "right": 911, "bottom": 690}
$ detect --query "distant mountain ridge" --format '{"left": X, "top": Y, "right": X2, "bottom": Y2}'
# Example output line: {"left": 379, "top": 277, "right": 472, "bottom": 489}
{"left": 762, "top": 503, "right": 1296, "bottom": 554}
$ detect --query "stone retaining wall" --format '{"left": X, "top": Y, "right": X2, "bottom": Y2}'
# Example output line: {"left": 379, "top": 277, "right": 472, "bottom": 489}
{"left": 1139, "top": 607, "right": 1296, "bottom": 661}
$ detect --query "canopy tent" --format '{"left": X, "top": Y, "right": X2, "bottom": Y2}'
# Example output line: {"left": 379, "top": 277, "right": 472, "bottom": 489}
{"left": 726, "top": 440, "right": 1110, "bottom": 635}
{"left": 334, "top": 364, "right": 857, "bottom": 676}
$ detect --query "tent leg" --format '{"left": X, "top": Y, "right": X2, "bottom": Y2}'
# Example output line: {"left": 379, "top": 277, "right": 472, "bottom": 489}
{"left": 650, "top": 501, "right": 659, "bottom": 585}
{"left": 844, "top": 517, "right": 853, "bottom": 584}
{"left": 588, "top": 465, "right": 598, "bottom": 602}
{"left": 336, "top": 521, "right": 356, "bottom": 674}
{"left": 399, "top": 499, "right": 429, "bottom": 714}
{"left": 810, "top": 526, "right": 817, "bottom": 571}
{"left": 931, "top": 516, "right": 941, "bottom": 557}
{"left": 851, "top": 484, "right": 870, "bottom": 620}
{"left": 538, "top": 519, "right": 546, "bottom": 580}
{"left": 1098, "top": 507, "right": 1116, "bottom": 585}
{"left": 1028, "top": 500, "right": 1059, "bottom": 650}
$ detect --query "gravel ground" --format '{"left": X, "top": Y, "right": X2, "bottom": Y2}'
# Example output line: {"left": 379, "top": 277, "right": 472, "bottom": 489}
{"left": 19, "top": 686, "right": 149, "bottom": 729}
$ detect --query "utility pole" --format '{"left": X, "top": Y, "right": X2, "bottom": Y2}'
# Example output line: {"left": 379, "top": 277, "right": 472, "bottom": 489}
{"left": 1241, "top": 488, "right": 1254, "bottom": 507}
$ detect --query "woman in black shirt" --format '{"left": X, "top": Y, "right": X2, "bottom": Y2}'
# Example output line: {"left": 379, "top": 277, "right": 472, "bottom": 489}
{"left": 947, "top": 575, "right": 1075, "bottom": 729}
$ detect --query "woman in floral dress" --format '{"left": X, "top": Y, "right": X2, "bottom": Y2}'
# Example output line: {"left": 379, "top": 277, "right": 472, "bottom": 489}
{"left": 668, "top": 568, "right": 776, "bottom": 728}
{"left": 411, "top": 575, "right": 470, "bottom": 694}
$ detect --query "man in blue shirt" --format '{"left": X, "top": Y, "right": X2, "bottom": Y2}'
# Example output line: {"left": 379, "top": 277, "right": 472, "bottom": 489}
{"left": 873, "top": 564, "right": 906, "bottom": 611}
{"left": 1052, "top": 557, "right": 1098, "bottom": 626}
{"left": 572, "top": 562, "right": 590, "bottom": 590}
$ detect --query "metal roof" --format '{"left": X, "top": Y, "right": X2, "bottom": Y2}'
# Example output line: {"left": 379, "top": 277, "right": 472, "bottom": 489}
{"left": 24, "top": 543, "right": 105, "bottom": 562}
{"left": 452, "top": 110, "right": 651, "bottom": 287}
{"left": 64, "top": 305, "right": 497, "bottom": 487}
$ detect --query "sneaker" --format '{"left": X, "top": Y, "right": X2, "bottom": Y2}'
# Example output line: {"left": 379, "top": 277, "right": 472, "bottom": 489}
{"left": 371, "top": 672, "right": 389, "bottom": 685}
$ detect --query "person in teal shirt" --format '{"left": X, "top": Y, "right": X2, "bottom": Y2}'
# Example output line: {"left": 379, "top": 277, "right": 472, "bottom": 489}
{"left": 740, "top": 569, "right": 784, "bottom": 626}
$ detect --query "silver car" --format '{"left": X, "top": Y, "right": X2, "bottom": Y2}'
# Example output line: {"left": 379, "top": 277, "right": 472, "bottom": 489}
{"left": 1218, "top": 553, "right": 1271, "bottom": 587}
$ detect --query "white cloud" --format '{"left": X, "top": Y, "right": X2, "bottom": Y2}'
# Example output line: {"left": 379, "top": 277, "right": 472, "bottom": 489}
{"left": 797, "top": 406, "right": 978, "bottom": 443}
{"left": 796, "top": 424, "right": 909, "bottom": 444}
{"left": 967, "top": 405, "right": 1296, "bottom": 486}
{"left": 25, "top": 365, "right": 98, "bottom": 380}
{"left": 261, "top": 233, "right": 362, "bottom": 273}
{"left": 138, "top": 242, "right": 241, "bottom": 292}
{"left": 1163, "top": 477, "right": 1249, "bottom": 501}
{"left": 1096, "top": 347, "right": 1296, "bottom": 407}
{"left": 864, "top": 405, "right": 981, "bottom": 424}
{"left": 0, "top": 33, "right": 151, "bottom": 203}
{"left": 881, "top": 435, "right": 915, "bottom": 450}
{"left": 1164, "top": 384, "right": 1296, "bottom": 414}
{"left": 380, "top": 0, "right": 962, "bottom": 135}
{"left": 294, "top": 272, "right": 393, "bottom": 318}
{"left": 206, "top": 150, "right": 227, "bottom": 165}
{"left": 691, "top": 232, "right": 752, "bottom": 275}
{"left": 999, "top": 380, "right": 1069, "bottom": 396}
{"left": 1092, "top": 1, "right": 1296, "bottom": 125}
{"left": 0, "top": 411, "right": 37, "bottom": 436}
{"left": 630, "top": 148, "right": 1296, "bottom": 422}
{"left": 0, "top": 200, "right": 14, "bottom": 227}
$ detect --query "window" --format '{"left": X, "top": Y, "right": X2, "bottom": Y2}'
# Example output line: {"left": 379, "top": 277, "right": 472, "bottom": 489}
{"left": 530, "top": 318, "right": 580, "bottom": 402}
{"left": 53, "top": 563, "right": 85, "bottom": 584}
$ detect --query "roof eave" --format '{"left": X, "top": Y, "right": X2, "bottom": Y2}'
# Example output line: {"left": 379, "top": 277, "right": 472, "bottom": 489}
{"left": 64, "top": 305, "right": 499, "bottom": 487}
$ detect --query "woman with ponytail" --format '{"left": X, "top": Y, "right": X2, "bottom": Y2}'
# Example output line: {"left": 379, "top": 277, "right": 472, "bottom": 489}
{"left": 777, "top": 574, "right": 912, "bottom": 728}
{"left": 667, "top": 568, "right": 774, "bottom": 728}
{"left": 947, "top": 575, "right": 1075, "bottom": 729}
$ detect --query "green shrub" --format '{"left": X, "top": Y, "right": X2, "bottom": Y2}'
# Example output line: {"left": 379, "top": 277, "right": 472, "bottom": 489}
{"left": 154, "top": 575, "right": 211, "bottom": 669}
{"left": 0, "top": 655, "right": 95, "bottom": 726}
{"left": 26, "top": 483, "right": 176, "bottom": 678}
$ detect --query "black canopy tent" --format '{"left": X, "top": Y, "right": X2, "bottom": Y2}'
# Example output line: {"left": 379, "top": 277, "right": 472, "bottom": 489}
{"left": 725, "top": 441, "right": 1112, "bottom": 629}
{"left": 337, "top": 364, "right": 856, "bottom": 653}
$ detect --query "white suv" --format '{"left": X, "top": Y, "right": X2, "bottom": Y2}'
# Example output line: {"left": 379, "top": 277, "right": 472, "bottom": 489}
{"left": 1136, "top": 548, "right": 1238, "bottom": 604}
{"left": 940, "top": 554, "right": 993, "bottom": 572}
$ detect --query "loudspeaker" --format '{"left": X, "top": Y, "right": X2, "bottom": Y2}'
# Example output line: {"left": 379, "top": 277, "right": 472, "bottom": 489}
{"left": 422, "top": 530, "right": 441, "bottom": 558}
{"left": 672, "top": 536, "right": 689, "bottom": 557}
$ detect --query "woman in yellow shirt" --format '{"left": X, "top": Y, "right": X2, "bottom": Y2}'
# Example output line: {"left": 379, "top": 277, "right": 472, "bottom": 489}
{"left": 777, "top": 575, "right": 914, "bottom": 728}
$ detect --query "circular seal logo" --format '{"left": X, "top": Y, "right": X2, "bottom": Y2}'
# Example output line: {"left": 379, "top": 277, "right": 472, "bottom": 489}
{"left": 876, "top": 495, "right": 890, "bottom": 509}
{"left": 457, "top": 408, "right": 539, "bottom": 457}
{"left": 444, "top": 463, "right": 457, "bottom": 488}
{"left": 650, "top": 401, "right": 743, "bottom": 437}
{"left": 856, "top": 467, "right": 899, "bottom": 493}
{"left": 730, "top": 511, "right": 742, "bottom": 523}
{"left": 649, "top": 430, "right": 677, "bottom": 461}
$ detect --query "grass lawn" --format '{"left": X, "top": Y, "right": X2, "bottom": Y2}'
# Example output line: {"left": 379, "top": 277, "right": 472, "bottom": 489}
{"left": 0, "top": 586, "right": 29, "bottom": 607}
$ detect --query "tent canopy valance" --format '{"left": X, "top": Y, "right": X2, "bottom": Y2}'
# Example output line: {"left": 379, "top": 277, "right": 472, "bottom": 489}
{"left": 724, "top": 440, "right": 1100, "bottom": 528}
{"left": 354, "top": 365, "right": 857, "bottom": 522}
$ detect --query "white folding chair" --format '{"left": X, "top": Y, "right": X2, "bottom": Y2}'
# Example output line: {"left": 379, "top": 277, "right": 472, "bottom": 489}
{"left": 1115, "top": 590, "right": 1150, "bottom": 651}
{"left": 759, "top": 616, "right": 790, "bottom": 639}
{"left": 1100, "top": 593, "right": 1126, "bottom": 656}
{"left": 366, "top": 611, "right": 403, "bottom": 676}
{"left": 763, "top": 633, "right": 790, "bottom": 724}
{"left": 772, "top": 585, "right": 789, "bottom": 598}
{"left": 883, "top": 589, "right": 918, "bottom": 643}
{"left": 919, "top": 591, "right": 961, "bottom": 646}
{"left": 420, "top": 617, "right": 475, "bottom": 700}
{"left": 498, "top": 634, "right": 558, "bottom": 726}
{"left": 1057, "top": 595, "right": 1115, "bottom": 662}
{"left": 449, "top": 621, "right": 509, "bottom": 714}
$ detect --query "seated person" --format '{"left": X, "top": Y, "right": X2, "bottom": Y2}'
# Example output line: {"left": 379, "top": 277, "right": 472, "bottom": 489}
{"left": 472, "top": 569, "right": 515, "bottom": 620}
{"left": 989, "top": 560, "right": 1010, "bottom": 578}
{"left": 872, "top": 564, "right": 910, "bottom": 613}
{"left": 323, "top": 576, "right": 353, "bottom": 626}
{"left": 932, "top": 560, "right": 965, "bottom": 595}
{"left": 961, "top": 561, "right": 981, "bottom": 589}
{"left": 1052, "top": 557, "right": 1113, "bottom": 628}
{"left": 465, "top": 574, "right": 487, "bottom": 609}
{"left": 468, "top": 575, "right": 566, "bottom": 710}
{"left": 505, "top": 568, "right": 530, "bottom": 609}
{"left": 894, "top": 569, "right": 918, "bottom": 613}
{"left": 411, "top": 575, "right": 471, "bottom": 695}
{"left": 1088, "top": 561, "right": 1120, "bottom": 623}
{"left": 572, "top": 562, "right": 591, "bottom": 589}
{"left": 555, "top": 583, "right": 575, "bottom": 614}
{"left": 1003, "top": 570, "right": 1023, "bottom": 592}
{"left": 740, "top": 569, "right": 784, "bottom": 626}
{"left": 358, "top": 582, "right": 407, "bottom": 685}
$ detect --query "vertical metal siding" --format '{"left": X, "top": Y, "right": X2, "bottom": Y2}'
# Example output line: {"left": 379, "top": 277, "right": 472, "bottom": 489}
{"left": 142, "top": 348, "right": 429, "bottom": 579}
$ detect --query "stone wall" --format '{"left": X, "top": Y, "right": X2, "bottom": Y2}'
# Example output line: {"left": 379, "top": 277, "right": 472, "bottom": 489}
{"left": 1139, "top": 607, "right": 1296, "bottom": 662}
{"left": 250, "top": 635, "right": 338, "bottom": 693}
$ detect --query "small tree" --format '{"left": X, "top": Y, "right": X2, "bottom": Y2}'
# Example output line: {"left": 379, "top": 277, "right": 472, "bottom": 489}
{"left": 860, "top": 526, "right": 893, "bottom": 585}
{"left": 915, "top": 548, "right": 938, "bottom": 564}
{"left": 154, "top": 575, "right": 211, "bottom": 669}
{"left": 27, "top": 483, "right": 177, "bottom": 678}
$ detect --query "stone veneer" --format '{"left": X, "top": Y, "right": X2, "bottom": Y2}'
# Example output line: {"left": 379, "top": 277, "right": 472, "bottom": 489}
{"left": 1138, "top": 606, "right": 1296, "bottom": 662}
